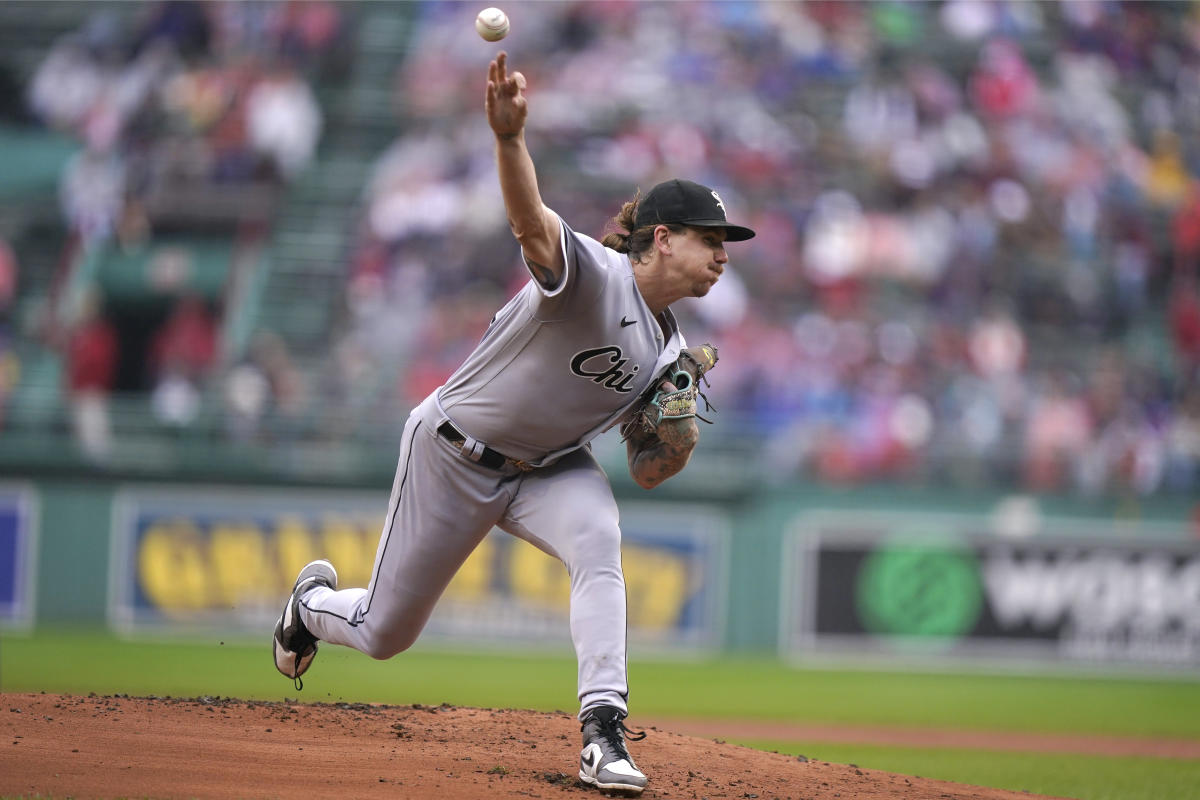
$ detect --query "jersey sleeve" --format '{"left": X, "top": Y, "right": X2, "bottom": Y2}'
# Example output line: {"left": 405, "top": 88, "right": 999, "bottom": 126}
{"left": 524, "top": 213, "right": 612, "bottom": 322}
{"left": 520, "top": 211, "right": 570, "bottom": 299}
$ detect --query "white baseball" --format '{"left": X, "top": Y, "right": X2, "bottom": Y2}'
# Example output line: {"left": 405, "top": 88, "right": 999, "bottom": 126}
{"left": 475, "top": 7, "right": 509, "bottom": 42}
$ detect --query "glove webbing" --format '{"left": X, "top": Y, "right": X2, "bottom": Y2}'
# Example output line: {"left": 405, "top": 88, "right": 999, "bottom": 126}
{"left": 659, "top": 366, "right": 716, "bottom": 423}
{"left": 621, "top": 358, "right": 716, "bottom": 440}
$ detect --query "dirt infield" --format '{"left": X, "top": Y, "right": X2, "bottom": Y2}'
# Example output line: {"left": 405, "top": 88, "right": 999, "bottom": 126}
{"left": 0, "top": 692, "right": 1092, "bottom": 799}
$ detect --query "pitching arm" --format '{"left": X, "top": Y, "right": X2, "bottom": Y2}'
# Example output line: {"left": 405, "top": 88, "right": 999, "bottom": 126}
{"left": 486, "top": 51, "right": 563, "bottom": 288}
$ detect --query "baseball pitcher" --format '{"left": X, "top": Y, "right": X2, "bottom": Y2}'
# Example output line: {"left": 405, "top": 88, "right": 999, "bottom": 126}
{"left": 272, "top": 52, "right": 755, "bottom": 795}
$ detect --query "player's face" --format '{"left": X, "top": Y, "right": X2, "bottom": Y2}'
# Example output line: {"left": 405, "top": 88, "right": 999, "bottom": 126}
{"left": 676, "top": 227, "right": 729, "bottom": 297}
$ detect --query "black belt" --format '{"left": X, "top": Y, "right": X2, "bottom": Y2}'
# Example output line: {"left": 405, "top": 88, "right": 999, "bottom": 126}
{"left": 437, "top": 422, "right": 533, "bottom": 471}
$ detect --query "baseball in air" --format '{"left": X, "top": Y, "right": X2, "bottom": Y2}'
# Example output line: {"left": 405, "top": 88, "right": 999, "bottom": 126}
{"left": 475, "top": 7, "right": 509, "bottom": 41}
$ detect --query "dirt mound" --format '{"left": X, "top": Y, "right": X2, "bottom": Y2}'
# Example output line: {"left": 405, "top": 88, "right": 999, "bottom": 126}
{"left": 1, "top": 693, "right": 1071, "bottom": 799}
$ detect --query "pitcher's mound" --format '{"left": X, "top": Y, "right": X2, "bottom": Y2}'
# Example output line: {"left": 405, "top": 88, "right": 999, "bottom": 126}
{"left": 1, "top": 693, "right": 1070, "bottom": 799}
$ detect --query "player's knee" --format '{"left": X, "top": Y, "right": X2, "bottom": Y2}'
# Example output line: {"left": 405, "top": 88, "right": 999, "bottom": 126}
{"left": 361, "top": 634, "right": 414, "bottom": 660}
{"left": 575, "top": 524, "right": 622, "bottom": 566}
{"left": 359, "top": 620, "right": 420, "bottom": 660}
{"left": 570, "top": 539, "right": 624, "bottom": 584}
{"left": 362, "top": 643, "right": 399, "bottom": 660}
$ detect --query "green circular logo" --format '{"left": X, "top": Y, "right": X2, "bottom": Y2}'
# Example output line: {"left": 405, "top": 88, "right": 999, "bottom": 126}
{"left": 855, "top": 541, "right": 983, "bottom": 638}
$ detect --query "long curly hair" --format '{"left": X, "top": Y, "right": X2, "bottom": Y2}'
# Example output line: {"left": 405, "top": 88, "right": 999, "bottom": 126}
{"left": 601, "top": 190, "right": 685, "bottom": 263}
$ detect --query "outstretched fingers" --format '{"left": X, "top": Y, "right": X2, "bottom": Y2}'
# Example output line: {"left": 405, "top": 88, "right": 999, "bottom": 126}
{"left": 485, "top": 52, "right": 527, "bottom": 135}
{"left": 490, "top": 53, "right": 526, "bottom": 96}
{"left": 487, "top": 52, "right": 514, "bottom": 106}
{"left": 488, "top": 52, "right": 502, "bottom": 87}
{"left": 486, "top": 52, "right": 502, "bottom": 103}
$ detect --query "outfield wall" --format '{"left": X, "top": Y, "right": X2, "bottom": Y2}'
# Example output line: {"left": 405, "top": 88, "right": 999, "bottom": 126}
{"left": 3, "top": 477, "right": 1198, "bottom": 671}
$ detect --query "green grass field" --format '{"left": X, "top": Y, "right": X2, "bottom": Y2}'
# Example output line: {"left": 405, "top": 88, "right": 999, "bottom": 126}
{"left": 3, "top": 629, "right": 1199, "bottom": 800}
{"left": 740, "top": 741, "right": 1200, "bottom": 800}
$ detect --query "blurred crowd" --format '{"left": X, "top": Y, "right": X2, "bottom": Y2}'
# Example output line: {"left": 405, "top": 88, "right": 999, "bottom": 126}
{"left": 6, "top": 1, "right": 1200, "bottom": 498}
{"left": 30, "top": 0, "right": 337, "bottom": 244}
{"left": 13, "top": 1, "right": 342, "bottom": 460}
{"left": 330, "top": 0, "right": 1200, "bottom": 497}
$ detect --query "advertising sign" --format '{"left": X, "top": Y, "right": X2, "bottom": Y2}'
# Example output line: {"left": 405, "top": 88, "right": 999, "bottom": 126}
{"left": 110, "top": 487, "right": 726, "bottom": 651}
{"left": 0, "top": 483, "right": 37, "bottom": 629}
{"left": 784, "top": 511, "right": 1200, "bottom": 668}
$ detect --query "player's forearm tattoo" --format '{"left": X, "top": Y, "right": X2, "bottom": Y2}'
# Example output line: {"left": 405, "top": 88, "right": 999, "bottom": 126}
{"left": 626, "top": 418, "right": 699, "bottom": 489}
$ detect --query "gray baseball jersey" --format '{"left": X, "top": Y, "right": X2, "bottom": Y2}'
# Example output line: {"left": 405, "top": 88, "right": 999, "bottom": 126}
{"left": 299, "top": 214, "right": 684, "bottom": 718}
{"left": 438, "top": 216, "right": 685, "bottom": 463}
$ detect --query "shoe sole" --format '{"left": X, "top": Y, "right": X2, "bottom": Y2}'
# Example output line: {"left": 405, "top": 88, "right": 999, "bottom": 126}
{"left": 578, "top": 772, "right": 645, "bottom": 794}
{"left": 295, "top": 559, "right": 337, "bottom": 592}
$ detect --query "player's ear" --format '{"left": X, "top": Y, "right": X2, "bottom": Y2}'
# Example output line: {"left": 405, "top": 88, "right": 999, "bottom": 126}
{"left": 653, "top": 225, "right": 672, "bottom": 255}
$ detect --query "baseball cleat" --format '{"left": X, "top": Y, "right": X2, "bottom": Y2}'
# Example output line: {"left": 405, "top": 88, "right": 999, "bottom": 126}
{"left": 272, "top": 559, "right": 337, "bottom": 689}
{"left": 578, "top": 706, "right": 647, "bottom": 794}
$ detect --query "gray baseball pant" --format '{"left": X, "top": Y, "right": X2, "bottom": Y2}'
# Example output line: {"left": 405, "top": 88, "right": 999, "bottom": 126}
{"left": 298, "top": 400, "right": 630, "bottom": 718}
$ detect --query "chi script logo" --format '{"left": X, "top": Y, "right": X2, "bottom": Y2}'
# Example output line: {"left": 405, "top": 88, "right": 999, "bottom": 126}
{"left": 571, "top": 346, "right": 640, "bottom": 393}
{"left": 711, "top": 190, "right": 725, "bottom": 213}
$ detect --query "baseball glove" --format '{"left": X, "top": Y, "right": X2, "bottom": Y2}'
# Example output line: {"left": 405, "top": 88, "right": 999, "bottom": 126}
{"left": 621, "top": 344, "right": 719, "bottom": 439}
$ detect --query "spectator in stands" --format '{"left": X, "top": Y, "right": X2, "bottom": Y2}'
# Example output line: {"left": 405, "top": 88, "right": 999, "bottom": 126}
{"left": 1170, "top": 274, "right": 1200, "bottom": 380}
{"left": 245, "top": 59, "right": 322, "bottom": 180}
{"left": 149, "top": 293, "right": 217, "bottom": 383}
{"left": 131, "top": 0, "right": 213, "bottom": 62}
{"left": 221, "top": 330, "right": 305, "bottom": 442}
{"left": 1165, "top": 385, "right": 1200, "bottom": 491}
{"left": 1172, "top": 181, "right": 1200, "bottom": 275}
{"left": 274, "top": 0, "right": 344, "bottom": 72}
{"left": 1144, "top": 130, "right": 1192, "bottom": 210}
{"left": 0, "top": 240, "right": 16, "bottom": 431}
{"left": 148, "top": 293, "right": 217, "bottom": 428}
{"left": 968, "top": 38, "right": 1040, "bottom": 119}
{"left": 59, "top": 142, "right": 127, "bottom": 246}
{"left": 203, "top": 56, "right": 270, "bottom": 184}
{"left": 1022, "top": 370, "right": 1093, "bottom": 492}
{"left": 0, "top": 333, "right": 16, "bottom": 432}
{"left": 63, "top": 292, "right": 118, "bottom": 462}
{"left": 250, "top": 329, "right": 307, "bottom": 437}
{"left": 27, "top": 32, "right": 104, "bottom": 134}
{"left": 0, "top": 54, "right": 28, "bottom": 123}
{"left": 0, "top": 238, "right": 15, "bottom": 323}
{"left": 222, "top": 358, "right": 270, "bottom": 443}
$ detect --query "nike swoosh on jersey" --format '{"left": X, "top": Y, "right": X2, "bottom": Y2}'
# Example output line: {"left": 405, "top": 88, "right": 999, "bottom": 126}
{"left": 620, "top": 317, "right": 637, "bottom": 327}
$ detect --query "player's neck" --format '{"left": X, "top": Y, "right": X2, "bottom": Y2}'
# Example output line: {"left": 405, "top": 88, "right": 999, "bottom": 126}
{"left": 632, "top": 259, "right": 680, "bottom": 316}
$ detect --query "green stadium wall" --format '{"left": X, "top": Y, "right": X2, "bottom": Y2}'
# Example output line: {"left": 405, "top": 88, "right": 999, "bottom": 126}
{"left": 3, "top": 477, "right": 1198, "bottom": 670}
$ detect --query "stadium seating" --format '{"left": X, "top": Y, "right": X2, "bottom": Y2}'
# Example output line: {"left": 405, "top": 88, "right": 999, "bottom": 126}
{"left": 0, "top": 1, "right": 1196, "bottom": 498}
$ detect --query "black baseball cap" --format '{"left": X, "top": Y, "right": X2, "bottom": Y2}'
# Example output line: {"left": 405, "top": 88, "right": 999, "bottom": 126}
{"left": 634, "top": 179, "right": 756, "bottom": 241}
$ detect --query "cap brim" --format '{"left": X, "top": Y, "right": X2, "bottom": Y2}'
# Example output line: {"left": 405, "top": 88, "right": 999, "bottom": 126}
{"left": 688, "top": 220, "right": 756, "bottom": 242}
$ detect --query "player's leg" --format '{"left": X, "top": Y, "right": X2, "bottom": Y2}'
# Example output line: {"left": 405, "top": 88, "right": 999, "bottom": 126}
{"left": 281, "top": 414, "right": 515, "bottom": 664}
{"left": 499, "top": 449, "right": 646, "bottom": 793}
{"left": 500, "top": 447, "right": 628, "bottom": 714}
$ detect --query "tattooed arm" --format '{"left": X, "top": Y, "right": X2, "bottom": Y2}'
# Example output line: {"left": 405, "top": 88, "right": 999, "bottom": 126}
{"left": 486, "top": 52, "right": 563, "bottom": 288}
{"left": 626, "top": 410, "right": 701, "bottom": 490}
